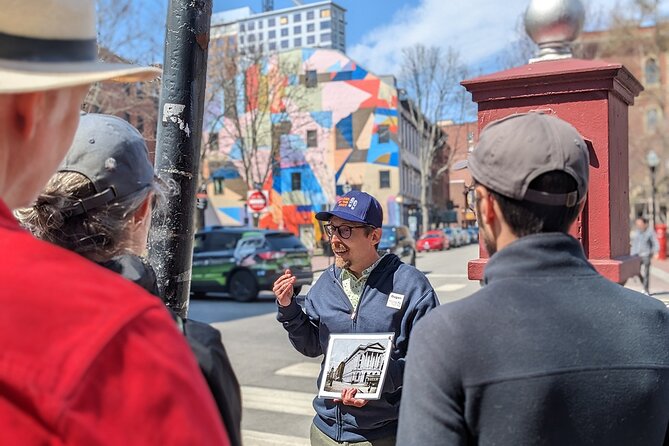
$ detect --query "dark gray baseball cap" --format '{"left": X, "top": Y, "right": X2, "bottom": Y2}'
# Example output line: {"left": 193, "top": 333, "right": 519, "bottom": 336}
{"left": 458, "top": 112, "right": 589, "bottom": 207}
{"left": 59, "top": 113, "right": 154, "bottom": 216}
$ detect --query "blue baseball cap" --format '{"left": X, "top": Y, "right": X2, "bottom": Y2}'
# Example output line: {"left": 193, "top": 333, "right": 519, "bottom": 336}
{"left": 315, "top": 191, "right": 383, "bottom": 228}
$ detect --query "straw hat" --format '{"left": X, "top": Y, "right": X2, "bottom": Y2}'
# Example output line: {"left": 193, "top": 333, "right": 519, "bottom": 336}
{"left": 0, "top": 0, "right": 161, "bottom": 94}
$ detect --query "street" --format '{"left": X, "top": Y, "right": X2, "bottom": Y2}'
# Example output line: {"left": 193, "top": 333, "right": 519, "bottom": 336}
{"left": 189, "top": 244, "right": 480, "bottom": 446}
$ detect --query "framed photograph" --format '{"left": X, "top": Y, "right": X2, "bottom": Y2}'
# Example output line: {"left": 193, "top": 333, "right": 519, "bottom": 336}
{"left": 318, "top": 333, "right": 394, "bottom": 400}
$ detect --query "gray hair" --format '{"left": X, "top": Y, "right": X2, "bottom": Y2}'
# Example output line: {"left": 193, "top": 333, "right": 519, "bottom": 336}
{"left": 15, "top": 171, "right": 166, "bottom": 262}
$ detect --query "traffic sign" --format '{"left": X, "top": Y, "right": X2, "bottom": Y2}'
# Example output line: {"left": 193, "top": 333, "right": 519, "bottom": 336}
{"left": 247, "top": 190, "right": 268, "bottom": 212}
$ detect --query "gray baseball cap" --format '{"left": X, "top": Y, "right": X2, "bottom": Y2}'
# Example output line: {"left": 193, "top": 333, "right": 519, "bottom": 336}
{"left": 59, "top": 113, "right": 154, "bottom": 216}
{"left": 459, "top": 112, "right": 589, "bottom": 207}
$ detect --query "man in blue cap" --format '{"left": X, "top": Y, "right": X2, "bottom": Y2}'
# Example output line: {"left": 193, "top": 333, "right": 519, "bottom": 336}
{"left": 273, "top": 190, "right": 438, "bottom": 445}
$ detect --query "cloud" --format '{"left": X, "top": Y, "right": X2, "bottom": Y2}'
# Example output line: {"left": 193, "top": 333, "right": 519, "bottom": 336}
{"left": 349, "top": 0, "right": 622, "bottom": 77}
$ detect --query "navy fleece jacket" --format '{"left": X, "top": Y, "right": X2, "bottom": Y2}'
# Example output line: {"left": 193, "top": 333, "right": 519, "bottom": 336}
{"left": 277, "top": 254, "right": 438, "bottom": 442}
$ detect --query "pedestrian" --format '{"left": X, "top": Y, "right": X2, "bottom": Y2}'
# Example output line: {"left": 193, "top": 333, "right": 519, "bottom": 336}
{"left": 273, "top": 190, "right": 439, "bottom": 445}
{"left": 16, "top": 113, "right": 242, "bottom": 446}
{"left": 631, "top": 216, "right": 660, "bottom": 295}
{"left": 0, "top": 1, "right": 230, "bottom": 444}
{"left": 397, "top": 112, "right": 669, "bottom": 446}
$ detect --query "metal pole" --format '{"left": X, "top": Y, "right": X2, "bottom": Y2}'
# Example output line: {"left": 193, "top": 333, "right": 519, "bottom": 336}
{"left": 149, "top": 0, "right": 212, "bottom": 318}
{"left": 651, "top": 165, "right": 657, "bottom": 228}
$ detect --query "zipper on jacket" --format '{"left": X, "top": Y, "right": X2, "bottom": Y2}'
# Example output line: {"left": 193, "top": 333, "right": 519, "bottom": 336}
{"left": 336, "top": 404, "right": 342, "bottom": 442}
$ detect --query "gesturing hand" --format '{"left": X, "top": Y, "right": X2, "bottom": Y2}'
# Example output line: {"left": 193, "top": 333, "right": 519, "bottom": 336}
{"left": 273, "top": 269, "right": 296, "bottom": 307}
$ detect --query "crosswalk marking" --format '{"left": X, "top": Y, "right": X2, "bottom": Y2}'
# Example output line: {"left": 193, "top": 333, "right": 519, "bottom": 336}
{"left": 275, "top": 362, "right": 321, "bottom": 378}
{"left": 242, "top": 386, "right": 315, "bottom": 417}
{"left": 426, "top": 273, "right": 469, "bottom": 279}
{"left": 436, "top": 283, "right": 467, "bottom": 292}
{"left": 242, "top": 430, "right": 310, "bottom": 446}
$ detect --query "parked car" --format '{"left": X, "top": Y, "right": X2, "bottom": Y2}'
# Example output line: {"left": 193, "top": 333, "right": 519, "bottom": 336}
{"left": 456, "top": 227, "right": 471, "bottom": 245}
{"left": 191, "top": 226, "right": 313, "bottom": 302}
{"left": 417, "top": 230, "right": 449, "bottom": 252}
{"left": 379, "top": 225, "right": 416, "bottom": 266}
{"left": 467, "top": 227, "right": 479, "bottom": 243}
{"left": 443, "top": 227, "right": 461, "bottom": 247}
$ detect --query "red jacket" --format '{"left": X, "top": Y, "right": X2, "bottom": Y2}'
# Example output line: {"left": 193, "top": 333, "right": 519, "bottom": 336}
{"left": 0, "top": 201, "right": 230, "bottom": 445}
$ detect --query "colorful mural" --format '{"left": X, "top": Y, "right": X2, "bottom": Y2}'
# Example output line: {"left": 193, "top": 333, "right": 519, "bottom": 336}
{"left": 205, "top": 48, "right": 401, "bottom": 249}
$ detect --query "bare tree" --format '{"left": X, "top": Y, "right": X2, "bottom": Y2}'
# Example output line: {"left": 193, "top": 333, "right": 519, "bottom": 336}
{"left": 203, "top": 46, "right": 313, "bottom": 225}
{"left": 399, "top": 44, "right": 471, "bottom": 231}
{"left": 83, "top": 0, "right": 164, "bottom": 151}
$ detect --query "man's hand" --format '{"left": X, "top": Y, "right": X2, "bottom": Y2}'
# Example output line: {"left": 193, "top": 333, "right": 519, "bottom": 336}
{"left": 334, "top": 387, "right": 368, "bottom": 408}
{"left": 273, "top": 269, "right": 296, "bottom": 307}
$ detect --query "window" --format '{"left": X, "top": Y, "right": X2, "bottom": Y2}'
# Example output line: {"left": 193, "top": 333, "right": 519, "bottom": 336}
{"left": 239, "top": 35, "right": 244, "bottom": 44}
{"left": 294, "top": 25, "right": 301, "bottom": 34}
{"left": 293, "top": 13, "right": 301, "bottom": 21}
{"left": 307, "top": 130, "right": 317, "bottom": 147}
{"left": 268, "top": 30, "right": 276, "bottom": 39}
{"left": 248, "top": 22, "right": 255, "bottom": 31}
{"left": 291, "top": 172, "right": 302, "bottom": 191}
{"left": 646, "top": 108, "right": 660, "bottom": 133}
{"left": 380, "top": 171, "right": 390, "bottom": 189}
{"left": 307, "top": 35, "right": 315, "bottom": 45}
{"left": 281, "top": 40, "right": 289, "bottom": 49}
{"left": 294, "top": 37, "right": 302, "bottom": 47}
{"left": 307, "top": 23, "right": 315, "bottom": 32}
{"left": 320, "top": 20, "right": 331, "bottom": 30}
{"left": 240, "top": 23, "right": 245, "bottom": 31}
{"left": 268, "top": 17, "right": 275, "bottom": 27}
{"left": 258, "top": 20, "right": 263, "bottom": 29}
{"left": 645, "top": 58, "right": 660, "bottom": 85}
{"left": 248, "top": 34, "right": 255, "bottom": 43}
{"left": 257, "top": 32, "right": 263, "bottom": 40}
{"left": 320, "top": 8, "right": 330, "bottom": 18}
{"left": 281, "top": 28, "right": 288, "bottom": 37}
{"left": 307, "top": 10, "right": 314, "bottom": 20}
{"left": 280, "top": 15, "right": 288, "bottom": 25}
{"left": 305, "top": 70, "right": 317, "bottom": 88}
{"left": 136, "top": 115, "right": 144, "bottom": 134}
{"left": 320, "top": 33, "right": 331, "bottom": 42}
{"left": 378, "top": 125, "right": 390, "bottom": 143}
{"left": 269, "top": 41, "right": 276, "bottom": 51}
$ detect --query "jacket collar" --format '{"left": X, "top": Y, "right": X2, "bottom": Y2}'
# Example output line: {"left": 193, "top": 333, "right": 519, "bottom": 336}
{"left": 483, "top": 232, "right": 596, "bottom": 285}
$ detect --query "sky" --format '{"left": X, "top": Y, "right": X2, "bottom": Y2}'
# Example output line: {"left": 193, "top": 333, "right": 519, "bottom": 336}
{"left": 210, "top": 0, "right": 634, "bottom": 78}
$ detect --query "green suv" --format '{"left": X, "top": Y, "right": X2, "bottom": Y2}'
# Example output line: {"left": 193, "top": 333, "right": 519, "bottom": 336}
{"left": 191, "top": 226, "right": 313, "bottom": 302}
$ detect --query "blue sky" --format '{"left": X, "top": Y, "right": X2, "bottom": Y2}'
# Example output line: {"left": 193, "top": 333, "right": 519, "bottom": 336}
{"left": 210, "top": 0, "right": 636, "bottom": 78}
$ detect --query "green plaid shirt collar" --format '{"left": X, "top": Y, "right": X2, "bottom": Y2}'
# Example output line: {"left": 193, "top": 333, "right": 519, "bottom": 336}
{"left": 340, "top": 254, "right": 386, "bottom": 310}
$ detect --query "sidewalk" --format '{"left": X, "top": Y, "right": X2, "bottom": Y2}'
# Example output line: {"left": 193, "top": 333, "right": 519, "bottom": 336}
{"left": 626, "top": 257, "right": 669, "bottom": 305}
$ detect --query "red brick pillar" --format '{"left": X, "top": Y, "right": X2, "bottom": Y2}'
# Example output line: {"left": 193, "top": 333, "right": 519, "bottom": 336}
{"left": 462, "top": 59, "right": 643, "bottom": 284}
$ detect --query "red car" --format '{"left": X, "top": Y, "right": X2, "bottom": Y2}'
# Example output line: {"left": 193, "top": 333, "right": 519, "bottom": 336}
{"left": 416, "top": 230, "right": 449, "bottom": 252}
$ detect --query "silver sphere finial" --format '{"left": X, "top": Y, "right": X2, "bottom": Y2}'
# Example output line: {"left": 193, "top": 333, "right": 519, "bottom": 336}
{"left": 524, "top": 0, "right": 585, "bottom": 63}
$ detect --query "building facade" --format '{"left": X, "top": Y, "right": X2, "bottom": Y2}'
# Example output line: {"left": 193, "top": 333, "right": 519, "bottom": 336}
{"left": 341, "top": 342, "right": 385, "bottom": 385}
{"left": 204, "top": 48, "right": 437, "bottom": 250}
{"left": 441, "top": 120, "right": 478, "bottom": 228}
{"left": 210, "top": 1, "right": 346, "bottom": 56}
{"left": 576, "top": 24, "right": 669, "bottom": 224}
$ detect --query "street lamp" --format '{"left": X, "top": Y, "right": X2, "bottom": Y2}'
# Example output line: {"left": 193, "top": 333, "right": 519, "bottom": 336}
{"left": 647, "top": 149, "right": 660, "bottom": 227}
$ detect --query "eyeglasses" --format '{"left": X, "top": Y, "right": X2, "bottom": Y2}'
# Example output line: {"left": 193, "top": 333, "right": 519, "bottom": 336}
{"left": 323, "top": 223, "right": 370, "bottom": 239}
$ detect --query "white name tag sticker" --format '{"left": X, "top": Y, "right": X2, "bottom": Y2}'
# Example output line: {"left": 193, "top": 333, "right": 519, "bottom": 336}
{"left": 387, "top": 292, "right": 405, "bottom": 309}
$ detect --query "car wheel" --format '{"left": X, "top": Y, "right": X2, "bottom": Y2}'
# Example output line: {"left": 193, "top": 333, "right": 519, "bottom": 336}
{"left": 229, "top": 270, "right": 259, "bottom": 302}
{"left": 293, "top": 285, "right": 303, "bottom": 296}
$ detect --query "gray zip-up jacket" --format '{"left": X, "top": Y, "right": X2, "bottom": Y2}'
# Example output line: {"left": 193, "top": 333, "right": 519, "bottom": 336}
{"left": 277, "top": 254, "right": 438, "bottom": 443}
{"left": 631, "top": 227, "right": 659, "bottom": 258}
